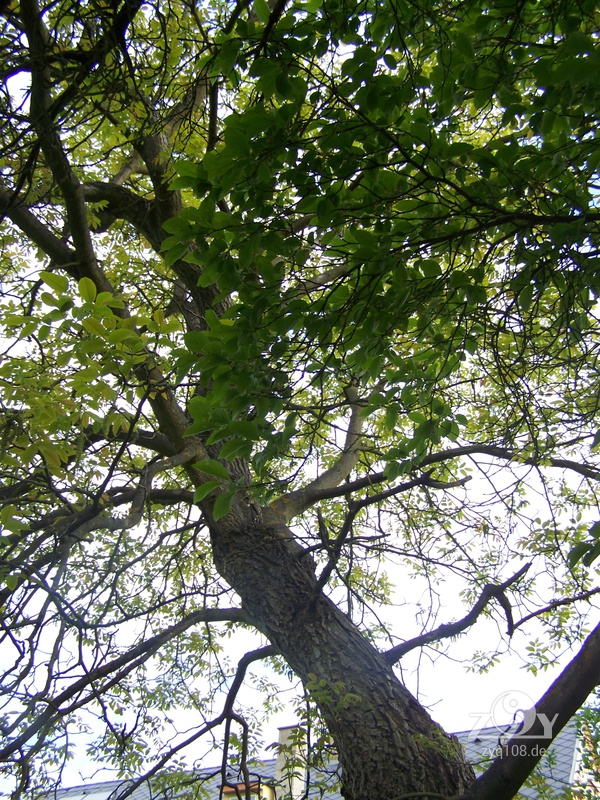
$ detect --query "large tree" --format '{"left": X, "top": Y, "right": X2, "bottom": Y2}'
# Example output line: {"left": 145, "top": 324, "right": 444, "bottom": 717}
{"left": 1, "top": 0, "right": 600, "bottom": 798}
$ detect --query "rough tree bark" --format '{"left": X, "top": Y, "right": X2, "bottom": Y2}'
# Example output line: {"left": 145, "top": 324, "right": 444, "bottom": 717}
{"left": 209, "top": 501, "right": 475, "bottom": 799}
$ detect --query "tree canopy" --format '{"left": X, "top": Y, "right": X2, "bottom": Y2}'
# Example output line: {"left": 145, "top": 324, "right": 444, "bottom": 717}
{"left": 1, "top": 0, "right": 600, "bottom": 798}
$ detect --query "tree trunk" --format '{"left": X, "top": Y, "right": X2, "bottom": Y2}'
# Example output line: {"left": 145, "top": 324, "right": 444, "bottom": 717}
{"left": 209, "top": 501, "right": 475, "bottom": 800}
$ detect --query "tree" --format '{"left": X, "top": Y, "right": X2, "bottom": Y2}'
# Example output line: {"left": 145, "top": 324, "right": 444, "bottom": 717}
{"left": 1, "top": 0, "right": 599, "bottom": 798}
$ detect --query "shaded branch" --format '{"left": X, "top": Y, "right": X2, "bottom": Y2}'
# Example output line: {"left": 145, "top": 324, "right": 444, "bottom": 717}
{"left": 421, "top": 445, "right": 600, "bottom": 482}
{"left": 278, "top": 443, "right": 600, "bottom": 514}
{"left": 458, "top": 619, "right": 600, "bottom": 800}
{"left": 0, "top": 186, "right": 79, "bottom": 276}
{"left": 514, "top": 587, "right": 600, "bottom": 630}
{"left": 84, "top": 425, "right": 178, "bottom": 457}
{"left": 251, "top": 0, "right": 290, "bottom": 54}
{"left": 383, "top": 563, "right": 532, "bottom": 666}
{"left": 356, "top": 473, "right": 471, "bottom": 511}
{"left": 308, "top": 473, "right": 471, "bottom": 600}
{"left": 82, "top": 181, "right": 163, "bottom": 250}
{"left": 21, "top": 0, "right": 109, "bottom": 288}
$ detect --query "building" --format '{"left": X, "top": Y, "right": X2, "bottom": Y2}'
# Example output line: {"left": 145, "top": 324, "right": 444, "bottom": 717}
{"left": 45, "top": 722, "right": 582, "bottom": 800}
{"left": 459, "top": 720, "right": 580, "bottom": 798}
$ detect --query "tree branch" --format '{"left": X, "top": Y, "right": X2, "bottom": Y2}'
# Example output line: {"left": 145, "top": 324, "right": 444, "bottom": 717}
{"left": 0, "top": 607, "right": 251, "bottom": 761}
{"left": 459, "top": 618, "right": 600, "bottom": 800}
{"left": 82, "top": 181, "right": 163, "bottom": 250}
{"left": 271, "top": 385, "right": 364, "bottom": 521}
{"left": 293, "top": 263, "right": 349, "bottom": 294}
{"left": 0, "top": 186, "right": 79, "bottom": 276}
{"left": 108, "top": 646, "right": 279, "bottom": 800}
{"left": 383, "top": 564, "right": 532, "bottom": 665}
{"left": 21, "top": 0, "right": 108, "bottom": 287}
{"left": 514, "top": 587, "right": 600, "bottom": 631}
{"left": 62, "top": 441, "right": 204, "bottom": 540}
{"left": 276, "top": 443, "right": 600, "bottom": 513}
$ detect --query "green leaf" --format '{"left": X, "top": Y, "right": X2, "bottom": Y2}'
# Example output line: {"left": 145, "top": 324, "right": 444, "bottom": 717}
{"left": 583, "top": 540, "right": 600, "bottom": 567}
{"left": 518, "top": 284, "right": 534, "bottom": 312}
{"left": 81, "top": 318, "right": 107, "bottom": 337}
{"left": 568, "top": 541, "right": 593, "bottom": 568}
{"left": 219, "top": 437, "right": 253, "bottom": 460}
{"left": 105, "top": 328, "right": 139, "bottom": 345}
{"left": 212, "top": 489, "right": 237, "bottom": 521}
{"left": 193, "top": 480, "right": 224, "bottom": 502}
{"left": 40, "top": 270, "right": 69, "bottom": 295}
{"left": 41, "top": 291, "right": 61, "bottom": 308}
{"left": 253, "top": 0, "right": 271, "bottom": 24}
{"left": 589, "top": 521, "right": 600, "bottom": 540}
{"left": 162, "top": 242, "right": 188, "bottom": 267}
{"left": 192, "top": 459, "right": 230, "bottom": 481}
{"left": 78, "top": 277, "right": 97, "bottom": 302}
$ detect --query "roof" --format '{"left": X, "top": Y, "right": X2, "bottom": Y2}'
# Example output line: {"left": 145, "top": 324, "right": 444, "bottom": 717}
{"left": 45, "top": 723, "right": 579, "bottom": 800}
{"left": 43, "top": 758, "right": 341, "bottom": 800}
{"left": 455, "top": 721, "right": 579, "bottom": 798}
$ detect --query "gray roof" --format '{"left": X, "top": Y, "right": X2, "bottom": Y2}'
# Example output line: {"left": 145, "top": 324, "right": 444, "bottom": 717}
{"left": 43, "top": 758, "right": 341, "bottom": 800}
{"left": 47, "top": 723, "right": 578, "bottom": 800}
{"left": 455, "top": 721, "right": 579, "bottom": 798}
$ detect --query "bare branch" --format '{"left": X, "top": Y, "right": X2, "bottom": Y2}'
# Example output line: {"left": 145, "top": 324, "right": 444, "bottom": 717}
{"left": 65, "top": 441, "right": 204, "bottom": 539}
{"left": 111, "top": 646, "right": 279, "bottom": 800}
{"left": 383, "top": 563, "right": 532, "bottom": 666}
{"left": 0, "top": 607, "right": 251, "bottom": 762}
{"left": 514, "top": 587, "right": 600, "bottom": 630}
{"left": 111, "top": 151, "right": 148, "bottom": 186}
{"left": 293, "top": 264, "right": 349, "bottom": 294}
{"left": 277, "top": 443, "right": 600, "bottom": 513}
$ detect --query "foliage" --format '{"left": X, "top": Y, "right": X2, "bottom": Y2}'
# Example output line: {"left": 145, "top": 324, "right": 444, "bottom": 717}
{"left": 0, "top": 0, "right": 600, "bottom": 797}
{"left": 567, "top": 692, "right": 600, "bottom": 799}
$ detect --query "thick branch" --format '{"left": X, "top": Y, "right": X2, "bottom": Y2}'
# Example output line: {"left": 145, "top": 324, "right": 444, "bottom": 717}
{"left": 279, "top": 443, "right": 600, "bottom": 513}
{"left": 383, "top": 563, "right": 531, "bottom": 665}
{"left": 270, "top": 385, "right": 364, "bottom": 521}
{"left": 21, "top": 0, "right": 106, "bottom": 286}
{"left": 109, "top": 78, "right": 209, "bottom": 189}
{"left": 84, "top": 425, "right": 178, "bottom": 456}
{"left": 421, "top": 445, "right": 600, "bottom": 482}
{"left": 83, "top": 181, "right": 163, "bottom": 250}
{"left": 460, "top": 618, "right": 600, "bottom": 800}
